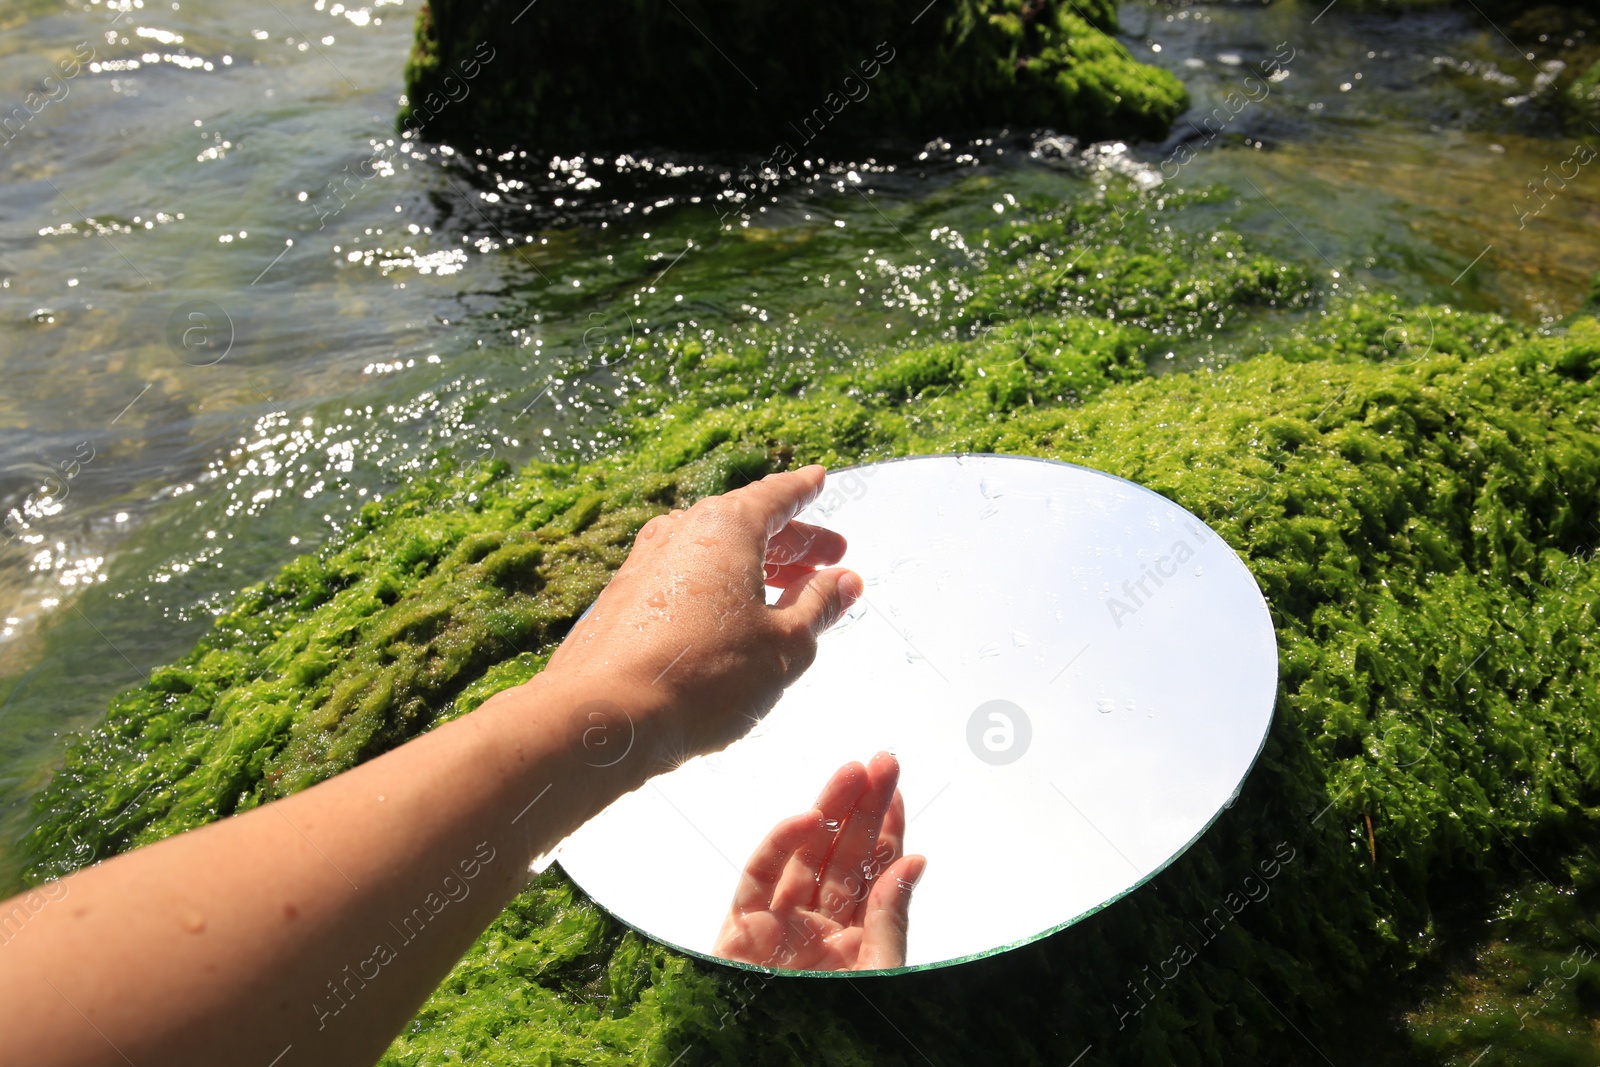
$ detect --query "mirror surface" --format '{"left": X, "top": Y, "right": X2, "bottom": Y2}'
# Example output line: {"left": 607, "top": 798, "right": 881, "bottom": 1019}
{"left": 556, "top": 454, "right": 1277, "bottom": 974}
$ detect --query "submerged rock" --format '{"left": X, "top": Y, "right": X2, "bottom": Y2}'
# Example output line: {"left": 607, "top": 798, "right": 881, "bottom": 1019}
{"left": 401, "top": 0, "right": 1188, "bottom": 149}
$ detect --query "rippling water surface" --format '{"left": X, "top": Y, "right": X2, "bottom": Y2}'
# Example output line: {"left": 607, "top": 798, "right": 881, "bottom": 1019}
{"left": 0, "top": 0, "right": 1596, "bottom": 887}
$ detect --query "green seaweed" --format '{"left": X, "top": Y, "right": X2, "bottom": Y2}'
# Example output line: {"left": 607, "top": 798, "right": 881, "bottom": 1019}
{"left": 400, "top": 0, "right": 1188, "bottom": 150}
{"left": 1406, "top": 851, "right": 1600, "bottom": 1066}
{"left": 20, "top": 189, "right": 1600, "bottom": 1063}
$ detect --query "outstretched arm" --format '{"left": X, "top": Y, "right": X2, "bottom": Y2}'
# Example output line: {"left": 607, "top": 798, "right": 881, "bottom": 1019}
{"left": 0, "top": 466, "right": 861, "bottom": 1067}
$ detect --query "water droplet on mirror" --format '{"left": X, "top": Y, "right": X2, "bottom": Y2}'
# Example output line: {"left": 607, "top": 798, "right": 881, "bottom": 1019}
{"left": 1097, "top": 698, "right": 1115, "bottom": 714}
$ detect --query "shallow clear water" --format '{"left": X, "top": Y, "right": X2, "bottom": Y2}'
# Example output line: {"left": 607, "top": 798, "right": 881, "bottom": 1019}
{"left": 0, "top": 0, "right": 1595, "bottom": 889}
{"left": 1127, "top": 0, "right": 1600, "bottom": 320}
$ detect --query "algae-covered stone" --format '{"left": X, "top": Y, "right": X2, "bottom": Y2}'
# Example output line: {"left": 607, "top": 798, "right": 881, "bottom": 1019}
{"left": 401, "top": 0, "right": 1188, "bottom": 149}
{"left": 21, "top": 189, "right": 1600, "bottom": 1062}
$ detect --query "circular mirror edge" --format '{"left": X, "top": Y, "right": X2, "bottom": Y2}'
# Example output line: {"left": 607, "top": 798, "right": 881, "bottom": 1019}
{"left": 556, "top": 451, "right": 1283, "bottom": 979}
{"left": 557, "top": 712, "right": 1275, "bottom": 986}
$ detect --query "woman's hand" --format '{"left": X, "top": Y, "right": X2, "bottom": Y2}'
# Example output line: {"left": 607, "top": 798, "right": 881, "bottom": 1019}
{"left": 544, "top": 465, "right": 863, "bottom": 761}
{"left": 713, "top": 752, "right": 926, "bottom": 971}
{"left": 0, "top": 464, "right": 874, "bottom": 1067}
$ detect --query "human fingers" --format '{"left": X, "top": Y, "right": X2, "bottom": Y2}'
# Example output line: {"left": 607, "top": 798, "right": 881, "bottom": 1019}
{"left": 727, "top": 810, "right": 823, "bottom": 914}
{"left": 762, "top": 562, "right": 817, "bottom": 589}
{"left": 817, "top": 751, "right": 900, "bottom": 925}
{"left": 770, "top": 761, "right": 868, "bottom": 914}
{"left": 765, "top": 520, "right": 847, "bottom": 569}
{"left": 728, "top": 465, "right": 828, "bottom": 539}
{"left": 853, "top": 854, "right": 925, "bottom": 970}
{"left": 772, "top": 567, "right": 863, "bottom": 639}
{"left": 872, "top": 789, "right": 907, "bottom": 879}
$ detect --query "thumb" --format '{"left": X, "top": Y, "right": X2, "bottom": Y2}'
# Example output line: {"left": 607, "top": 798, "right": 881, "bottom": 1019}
{"left": 855, "top": 855, "right": 925, "bottom": 971}
{"left": 773, "top": 567, "right": 863, "bottom": 637}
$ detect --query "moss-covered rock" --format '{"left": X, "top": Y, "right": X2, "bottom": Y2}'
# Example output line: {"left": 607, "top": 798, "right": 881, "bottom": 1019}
{"left": 401, "top": 0, "right": 1188, "bottom": 150}
{"left": 21, "top": 189, "right": 1600, "bottom": 1063}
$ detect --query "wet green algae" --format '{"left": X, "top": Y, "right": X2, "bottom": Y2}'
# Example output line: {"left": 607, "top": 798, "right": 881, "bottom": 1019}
{"left": 21, "top": 194, "right": 1600, "bottom": 1063}
{"left": 1404, "top": 855, "right": 1600, "bottom": 1066}
{"left": 401, "top": 0, "right": 1187, "bottom": 149}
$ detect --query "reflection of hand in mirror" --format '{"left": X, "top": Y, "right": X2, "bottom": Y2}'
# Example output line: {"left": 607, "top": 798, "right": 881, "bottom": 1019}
{"left": 714, "top": 751, "right": 927, "bottom": 971}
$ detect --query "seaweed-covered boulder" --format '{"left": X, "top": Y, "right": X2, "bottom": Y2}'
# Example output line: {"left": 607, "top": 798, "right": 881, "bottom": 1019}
{"left": 402, "top": 0, "right": 1188, "bottom": 149}
{"left": 21, "top": 182, "right": 1600, "bottom": 1063}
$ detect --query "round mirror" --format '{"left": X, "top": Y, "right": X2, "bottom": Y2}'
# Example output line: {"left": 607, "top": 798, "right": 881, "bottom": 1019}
{"left": 556, "top": 454, "right": 1277, "bottom": 974}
